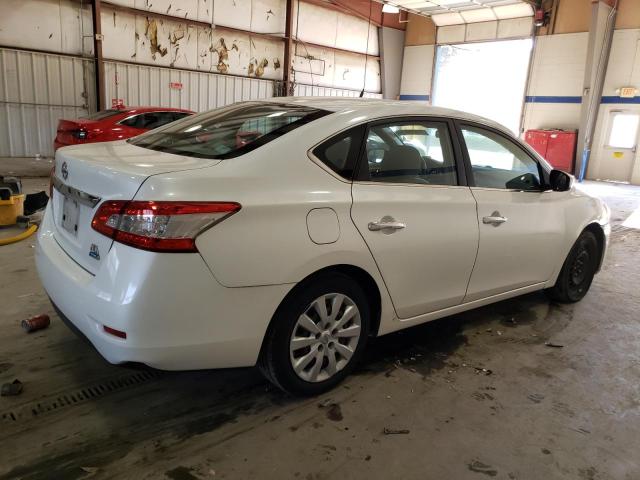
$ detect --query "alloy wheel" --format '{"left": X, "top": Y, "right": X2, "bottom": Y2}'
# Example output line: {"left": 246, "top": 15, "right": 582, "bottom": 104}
{"left": 289, "top": 293, "right": 362, "bottom": 383}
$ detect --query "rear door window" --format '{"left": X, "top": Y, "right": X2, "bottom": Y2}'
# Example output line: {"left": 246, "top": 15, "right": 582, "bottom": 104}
{"left": 120, "top": 114, "right": 144, "bottom": 128}
{"left": 140, "top": 112, "right": 177, "bottom": 129}
{"left": 129, "top": 102, "right": 330, "bottom": 159}
{"left": 172, "top": 112, "right": 192, "bottom": 121}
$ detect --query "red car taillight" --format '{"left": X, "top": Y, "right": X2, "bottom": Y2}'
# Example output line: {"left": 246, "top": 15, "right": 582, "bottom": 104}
{"left": 91, "top": 201, "right": 241, "bottom": 253}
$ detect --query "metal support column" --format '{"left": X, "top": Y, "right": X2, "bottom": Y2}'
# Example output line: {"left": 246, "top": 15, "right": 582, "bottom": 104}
{"left": 92, "top": 0, "right": 106, "bottom": 110}
{"left": 575, "top": 0, "right": 618, "bottom": 181}
{"left": 283, "top": 0, "right": 294, "bottom": 96}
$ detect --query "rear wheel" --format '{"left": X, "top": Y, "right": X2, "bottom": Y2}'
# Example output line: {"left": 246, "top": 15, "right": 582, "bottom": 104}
{"left": 545, "top": 230, "right": 599, "bottom": 303}
{"left": 260, "top": 272, "right": 370, "bottom": 396}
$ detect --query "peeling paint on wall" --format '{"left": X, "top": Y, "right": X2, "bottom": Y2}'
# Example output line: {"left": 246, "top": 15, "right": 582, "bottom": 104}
{"left": 144, "top": 17, "right": 168, "bottom": 59}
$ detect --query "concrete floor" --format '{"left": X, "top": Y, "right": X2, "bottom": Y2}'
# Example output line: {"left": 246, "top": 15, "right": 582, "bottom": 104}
{"left": 0, "top": 179, "right": 639, "bottom": 480}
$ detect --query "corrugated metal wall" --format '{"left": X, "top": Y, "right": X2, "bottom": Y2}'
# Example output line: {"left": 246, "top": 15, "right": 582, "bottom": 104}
{"left": 294, "top": 84, "right": 382, "bottom": 98}
{"left": 104, "top": 61, "right": 277, "bottom": 112}
{"left": 0, "top": 48, "right": 95, "bottom": 158}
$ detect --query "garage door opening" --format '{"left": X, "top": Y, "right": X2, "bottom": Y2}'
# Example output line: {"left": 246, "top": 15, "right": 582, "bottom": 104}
{"left": 432, "top": 38, "right": 534, "bottom": 134}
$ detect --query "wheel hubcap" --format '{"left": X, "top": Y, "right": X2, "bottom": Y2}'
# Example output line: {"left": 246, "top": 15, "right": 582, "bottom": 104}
{"left": 289, "top": 293, "right": 361, "bottom": 383}
{"left": 570, "top": 247, "right": 590, "bottom": 287}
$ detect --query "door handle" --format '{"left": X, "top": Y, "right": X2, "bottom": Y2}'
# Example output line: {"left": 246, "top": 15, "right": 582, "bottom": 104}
{"left": 368, "top": 220, "right": 406, "bottom": 232}
{"left": 482, "top": 211, "right": 508, "bottom": 226}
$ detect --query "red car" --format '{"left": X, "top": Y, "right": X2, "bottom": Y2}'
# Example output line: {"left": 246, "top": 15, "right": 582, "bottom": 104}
{"left": 54, "top": 106, "right": 194, "bottom": 151}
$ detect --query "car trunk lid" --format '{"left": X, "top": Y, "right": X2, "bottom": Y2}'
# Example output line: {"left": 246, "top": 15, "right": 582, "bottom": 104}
{"left": 55, "top": 119, "right": 99, "bottom": 145}
{"left": 51, "top": 141, "right": 220, "bottom": 273}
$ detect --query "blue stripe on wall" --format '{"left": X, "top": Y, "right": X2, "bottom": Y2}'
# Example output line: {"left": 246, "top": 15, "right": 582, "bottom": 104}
{"left": 601, "top": 96, "right": 640, "bottom": 104}
{"left": 525, "top": 95, "right": 640, "bottom": 104}
{"left": 525, "top": 96, "right": 582, "bottom": 104}
{"left": 399, "top": 94, "right": 430, "bottom": 101}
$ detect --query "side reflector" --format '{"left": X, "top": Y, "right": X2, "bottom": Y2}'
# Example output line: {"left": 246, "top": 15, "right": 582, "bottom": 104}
{"left": 103, "top": 325, "right": 127, "bottom": 339}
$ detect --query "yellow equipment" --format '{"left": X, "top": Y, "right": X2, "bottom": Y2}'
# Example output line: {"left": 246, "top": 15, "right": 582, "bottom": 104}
{"left": 0, "top": 193, "right": 25, "bottom": 226}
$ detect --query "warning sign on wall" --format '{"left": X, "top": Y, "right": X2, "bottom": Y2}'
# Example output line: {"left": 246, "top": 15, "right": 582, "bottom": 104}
{"left": 111, "top": 98, "right": 125, "bottom": 109}
{"left": 169, "top": 82, "right": 183, "bottom": 90}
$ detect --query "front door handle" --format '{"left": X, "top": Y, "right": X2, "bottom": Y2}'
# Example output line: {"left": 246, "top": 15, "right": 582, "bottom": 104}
{"left": 368, "top": 217, "right": 406, "bottom": 232}
{"left": 482, "top": 211, "right": 508, "bottom": 226}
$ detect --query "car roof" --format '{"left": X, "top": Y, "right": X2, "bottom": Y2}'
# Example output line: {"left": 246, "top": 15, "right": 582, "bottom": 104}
{"left": 261, "top": 96, "right": 511, "bottom": 135}
{"left": 119, "top": 107, "right": 194, "bottom": 114}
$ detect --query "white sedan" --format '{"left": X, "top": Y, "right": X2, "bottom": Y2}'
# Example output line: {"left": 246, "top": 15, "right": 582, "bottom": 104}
{"left": 36, "top": 98, "right": 610, "bottom": 395}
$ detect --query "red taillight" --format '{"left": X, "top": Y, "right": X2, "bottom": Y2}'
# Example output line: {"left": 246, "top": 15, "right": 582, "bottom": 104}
{"left": 91, "top": 201, "right": 241, "bottom": 252}
{"left": 103, "top": 325, "right": 127, "bottom": 339}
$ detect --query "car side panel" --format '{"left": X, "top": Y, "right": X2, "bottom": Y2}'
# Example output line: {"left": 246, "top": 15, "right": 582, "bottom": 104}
{"left": 133, "top": 138, "right": 397, "bottom": 335}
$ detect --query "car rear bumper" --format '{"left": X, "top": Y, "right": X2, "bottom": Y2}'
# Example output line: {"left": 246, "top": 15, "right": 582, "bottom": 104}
{"left": 35, "top": 205, "right": 293, "bottom": 370}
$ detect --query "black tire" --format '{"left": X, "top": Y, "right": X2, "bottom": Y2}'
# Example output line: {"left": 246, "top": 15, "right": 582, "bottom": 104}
{"left": 259, "top": 272, "right": 370, "bottom": 396}
{"left": 545, "top": 230, "right": 599, "bottom": 303}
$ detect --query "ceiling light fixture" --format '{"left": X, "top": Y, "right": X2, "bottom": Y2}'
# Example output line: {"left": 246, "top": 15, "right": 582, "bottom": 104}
{"left": 382, "top": 3, "right": 401, "bottom": 13}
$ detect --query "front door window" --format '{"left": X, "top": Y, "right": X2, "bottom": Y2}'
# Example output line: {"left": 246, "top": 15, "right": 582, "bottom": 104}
{"left": 461, "top": 125, "right": 542, "bottom": 191}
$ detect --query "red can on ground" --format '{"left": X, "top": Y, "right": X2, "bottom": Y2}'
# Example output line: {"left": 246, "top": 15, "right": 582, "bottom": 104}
{"left": 21, "top": 314, "right": 50, "bottom": 333}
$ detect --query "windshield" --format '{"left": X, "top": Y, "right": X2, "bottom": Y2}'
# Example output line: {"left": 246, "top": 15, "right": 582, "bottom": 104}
{"left": 128, "top": 102, "right": 330, "bottom": 159}
{"left": 80, "top": 109, "right": 124, "bottom": 121}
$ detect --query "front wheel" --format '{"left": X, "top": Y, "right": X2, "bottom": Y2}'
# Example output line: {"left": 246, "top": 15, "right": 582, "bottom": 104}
{"left": 545, "top": 230, "right": 599, "bottom": 303}
{"left": 259, "top": 272, "right": 370, "bottom": 396}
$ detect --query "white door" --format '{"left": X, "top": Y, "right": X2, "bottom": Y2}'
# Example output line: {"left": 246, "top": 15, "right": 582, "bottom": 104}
{"left": 593, "top": 109, "right": 640, "bottom": 183}
{"left": 459, "top": 124, "right": 566, "bottom": 302}
{"left": 351, "top": 119, "right": 479, "bottom": 319}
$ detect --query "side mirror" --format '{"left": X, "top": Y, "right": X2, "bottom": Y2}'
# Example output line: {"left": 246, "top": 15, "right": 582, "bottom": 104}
{"left": 505, "top": 172, "right": 541, "bottom": 191}
{"left": 549, "top": 169, "right": 574, "bottom": 192}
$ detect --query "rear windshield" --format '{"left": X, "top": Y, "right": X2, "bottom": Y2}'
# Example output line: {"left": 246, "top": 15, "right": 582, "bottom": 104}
{"left": 80, "top": 109, "right": 123, "bottom": 121}
{"left": 128, "top": 102, "right": 330, "bottom": 159}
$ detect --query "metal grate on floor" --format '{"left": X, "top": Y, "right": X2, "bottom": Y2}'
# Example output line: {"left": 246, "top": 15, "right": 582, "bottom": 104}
{"left": 0, "top": 370, "right": 161, "bottom": 424}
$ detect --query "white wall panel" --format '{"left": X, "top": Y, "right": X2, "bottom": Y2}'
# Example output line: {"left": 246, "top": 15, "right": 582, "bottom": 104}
{"left": 0, "top": 48, "right": 95, "bottom": 157}
{"left": 522, "top": 33, "right": 589, "bottom": 132}
{"left": 588, "top": 29, "right": 640, "bottom": 183}
{"left": 497, "top": 17, "right": 534, "bottom": 39}
{"left": 293, "top": 84, "right": 382, "bottom": 98}
{"left": 437, "top": 25, "right": 466, "bottom": 44}
{"left": 379, "top": 27, "right": 405, "bottom": 100}
{"left": 0, "top": 0, "right": 93, "bottom": 56}
{"left": 292, "top": 43, "right": 380, "bottom": 93}
{"left": 292, "top": 1, "right": 378, "bottom": 56}
{"left": 521, "top": 104, "right": 583, "bottom": 131}
{"left": 465, "top": 22, "right": 498, "bottom": 42}
{"left": 250, "top": 0, "right": 286, "bottom": 35}
{"left": 601, "top": 29, "right": 640, "bottom": 97}
{"left": 399, "top": 45, "right": 434, "bottom": 100}
{"left": 104, "top": 61, "right": 275, "bottom": 113}
{"left": 101, "top": 6, "right": 284, "bottom": 80}
{"left": 437, "top": 18, "right": 533, "bottom": 44}
{"left": 213, "top": 0, "right": 285, "bottom": 34}
{"left": 527, "top": 33, "right": 589, "bottom": 97}
{"left": 102, "top": 9, "right": 137, "bottom": 62}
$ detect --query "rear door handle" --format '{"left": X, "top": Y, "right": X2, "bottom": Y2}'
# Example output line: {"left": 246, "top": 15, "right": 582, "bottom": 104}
{"left": 368, "top": 219, "right": 406, "bottom": 231}
{"left": 482, "top": 211, "right": 507, "bottom": 226}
